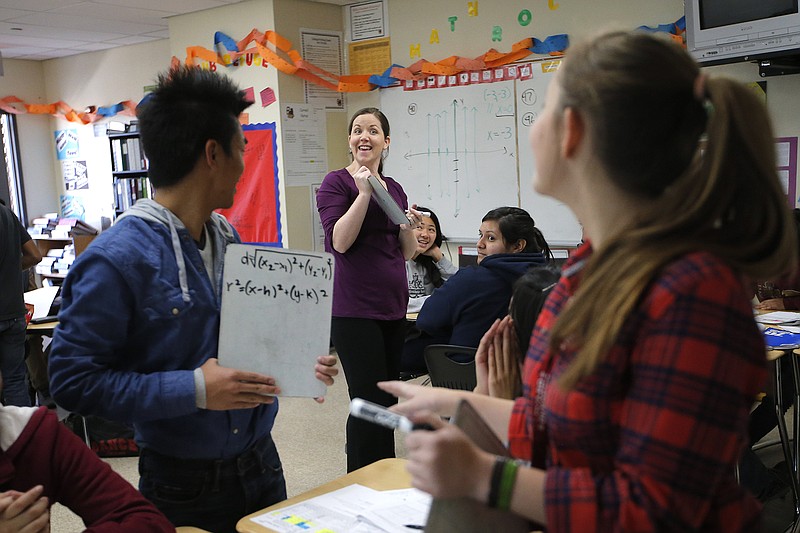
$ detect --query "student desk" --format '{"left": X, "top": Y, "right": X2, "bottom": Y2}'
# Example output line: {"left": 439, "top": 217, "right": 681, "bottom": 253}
{"left": 26, "top": 320, "right": 58, "bottom": 336}
{"left": 236, "top": 458, "right": 411, "bottom": 533}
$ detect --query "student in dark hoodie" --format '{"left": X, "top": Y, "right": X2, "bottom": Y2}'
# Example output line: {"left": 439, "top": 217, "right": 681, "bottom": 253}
{"left": 416, "top": 206, "right": 552, "bottom": 350}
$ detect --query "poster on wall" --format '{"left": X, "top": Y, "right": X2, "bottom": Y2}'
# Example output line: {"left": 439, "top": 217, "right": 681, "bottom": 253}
{"left": 301, "top": 29, "right": 344, "bottom": 110}
{"left": 348, "top": 1, "right": 387, "bottom": 41}
{"left": 281, "top": 103, "right": 328, "bottom": 187}
{"left": 54, "top": 129, "right": 79, "bottom": 160}
{"left": 60, "top": 194, "right": 86, "bottom": 221}
{"left": 216, "top": 122, "right": 282, "bottom": 246}
{"left": 62, "top": 160, "right": 89, "bottom": 190}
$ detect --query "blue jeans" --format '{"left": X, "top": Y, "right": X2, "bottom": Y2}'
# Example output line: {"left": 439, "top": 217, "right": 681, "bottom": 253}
{"left": 0, "top": 317, "right": 31, "bottom": 406}
{"left": 138, "top": 433, "right": 286, "bottom": 533}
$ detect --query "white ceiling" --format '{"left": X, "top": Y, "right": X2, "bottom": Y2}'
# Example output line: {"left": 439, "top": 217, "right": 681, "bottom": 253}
{"left": 0, "top": 0, "right": 351, "bottom": 61}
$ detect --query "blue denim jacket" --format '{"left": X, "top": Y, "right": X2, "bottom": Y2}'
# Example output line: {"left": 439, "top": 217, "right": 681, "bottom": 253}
{"left": 50, "top": 200, "right": 278, "bottom": 459}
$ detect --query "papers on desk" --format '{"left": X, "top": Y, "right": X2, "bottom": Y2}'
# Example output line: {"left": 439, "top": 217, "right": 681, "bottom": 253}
{"left": 756, "top": 311, "right": 800, "bottom": 326}
{"left": 249, "top": 484, "right": 431, "bottom": 533}
{"left": 763, "top": 326, "right": 800, "bottom": 349}
{"left": 755, "top": 312, "right": 800, "bottom": 333}
{"left": 23, "top": 286, "right": 59, "bottom": 319}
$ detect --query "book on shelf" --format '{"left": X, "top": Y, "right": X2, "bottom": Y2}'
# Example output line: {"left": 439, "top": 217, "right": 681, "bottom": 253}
{"left": 57, "top": 218, "right": 99, "bottom": 235}
{"left": 120, "top": 141, "right": 129, "bottom": 171}
{"left": 112, "top": 138, "right": 123, "bottom": 172}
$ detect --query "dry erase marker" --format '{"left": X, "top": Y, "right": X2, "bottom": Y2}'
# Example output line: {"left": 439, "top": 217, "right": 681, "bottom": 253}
{"left": 350, "top": 398, "right": 433, "bottom": 432}
{"left": 406, "top": 209, "right": 431, "bottom": 217}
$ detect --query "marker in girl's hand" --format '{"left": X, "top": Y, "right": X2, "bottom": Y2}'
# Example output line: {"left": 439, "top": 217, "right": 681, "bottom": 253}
{"left": 350, "top": 398, "right": 434, "bottom": 432}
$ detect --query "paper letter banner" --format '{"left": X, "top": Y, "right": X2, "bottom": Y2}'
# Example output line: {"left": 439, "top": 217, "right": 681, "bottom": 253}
{"left": 216, "top": 122, "right": 282, "bottom": 246}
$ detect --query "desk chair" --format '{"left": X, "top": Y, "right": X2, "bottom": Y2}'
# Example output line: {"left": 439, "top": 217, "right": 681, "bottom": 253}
{"left": 424, "top": 344, "right": 477, "bottom": 391}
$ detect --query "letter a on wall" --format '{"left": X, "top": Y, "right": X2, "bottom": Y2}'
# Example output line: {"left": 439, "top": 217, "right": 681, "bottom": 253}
{"left": 216, "top": 122, "right": 282, "bottom": 246}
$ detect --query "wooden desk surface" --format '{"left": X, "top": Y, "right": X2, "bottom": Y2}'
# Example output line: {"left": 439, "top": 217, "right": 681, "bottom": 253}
{"left": 26, "top": 320, "right": 58, "bottom": 335}
{"left": 236, "top": 458, "right": 411, "bottom": 533}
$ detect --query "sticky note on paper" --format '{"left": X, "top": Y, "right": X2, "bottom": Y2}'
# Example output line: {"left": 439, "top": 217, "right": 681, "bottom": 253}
{"left": 260, "top": 87, "right": 276, "bottom": 107}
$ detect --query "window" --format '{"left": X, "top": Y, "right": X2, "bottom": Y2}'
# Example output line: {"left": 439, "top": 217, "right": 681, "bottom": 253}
{"left": 1, "top": 113, "right": 26, "bottom": 222}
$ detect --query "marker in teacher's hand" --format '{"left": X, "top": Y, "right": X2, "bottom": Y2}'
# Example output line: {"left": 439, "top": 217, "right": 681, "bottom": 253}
{"left": 406, "top": 210, "right": 431, "bottom": 218}
{"left": 350, "top": 398, "right": 434, "bottom": 432}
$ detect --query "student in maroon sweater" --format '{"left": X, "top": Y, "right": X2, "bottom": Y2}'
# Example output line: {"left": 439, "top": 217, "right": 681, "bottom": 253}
{"left": 0, "top": 378, "right": 173, "bottom": 532}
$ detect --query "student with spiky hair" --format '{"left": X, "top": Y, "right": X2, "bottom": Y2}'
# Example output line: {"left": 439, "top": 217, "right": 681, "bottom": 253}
{"left": 49, "top": 66, "right": 339, "bottom": 533}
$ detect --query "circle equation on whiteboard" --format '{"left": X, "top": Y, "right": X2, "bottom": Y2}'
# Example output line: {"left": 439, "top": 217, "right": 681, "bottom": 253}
{"left": 521, "top": 88, "right": 537, "bottom": 106}
{"left": 408, "top": 103, "right": 417, "bottom": 115}
{"left": 521, "top": 112, "right": 538, "bottom": 127}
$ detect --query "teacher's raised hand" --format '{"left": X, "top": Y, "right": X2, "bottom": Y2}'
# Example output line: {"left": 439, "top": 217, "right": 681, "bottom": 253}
{"left": 352, "top": 165, "right": 374, "bottom": 196}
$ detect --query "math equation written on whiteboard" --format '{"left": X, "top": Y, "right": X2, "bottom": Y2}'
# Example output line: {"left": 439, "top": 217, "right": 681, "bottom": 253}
{"left": 217, "top": 245, "right": 335, "bottom": 397}
{"left": 225, "top": 248, "right": 333, "bottom": 304}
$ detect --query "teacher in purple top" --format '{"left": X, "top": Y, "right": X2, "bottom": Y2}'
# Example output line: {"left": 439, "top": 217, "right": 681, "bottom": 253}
{"left": 316, "top": 107, "right": 422, "bottom": 472}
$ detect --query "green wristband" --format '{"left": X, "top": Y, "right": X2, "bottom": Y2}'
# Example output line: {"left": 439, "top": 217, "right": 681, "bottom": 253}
{"left": 496, "top": 459, "right": 519, "bottom": 511}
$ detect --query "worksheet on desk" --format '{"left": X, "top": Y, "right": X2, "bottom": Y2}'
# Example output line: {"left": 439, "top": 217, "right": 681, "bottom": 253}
{"left": 218, "top": 245, "right": 333, "bottom": 398}
{"left": 249, "top": 484, "right": 431, "bottom": 533}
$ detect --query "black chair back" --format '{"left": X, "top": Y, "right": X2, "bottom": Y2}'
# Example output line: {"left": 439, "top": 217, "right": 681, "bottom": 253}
{"left": 424, "top": 344, "right": 478, "bottom": 391}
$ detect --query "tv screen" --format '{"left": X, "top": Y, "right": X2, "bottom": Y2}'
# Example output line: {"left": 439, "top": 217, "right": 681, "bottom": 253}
{"left": 700, "top": 0, "right": 798, "bottom": 30}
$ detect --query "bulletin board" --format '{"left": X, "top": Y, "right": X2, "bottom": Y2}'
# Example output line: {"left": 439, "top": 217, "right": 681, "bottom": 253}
{"left": 216, "top": 122, "right": 282, "bottom": 246}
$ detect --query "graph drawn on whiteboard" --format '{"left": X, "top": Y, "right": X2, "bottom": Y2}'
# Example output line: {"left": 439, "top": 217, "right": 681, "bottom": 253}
{"left": 382, "top": 80, "right": 518, "bottom": 240}
{"left": 516, "top": 63, "right": 583, "bottom": 245}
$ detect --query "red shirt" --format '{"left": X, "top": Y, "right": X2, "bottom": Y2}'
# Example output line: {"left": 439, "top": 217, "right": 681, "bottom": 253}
{"left": 509, "top": 243, "right": 765, "bottom": 532}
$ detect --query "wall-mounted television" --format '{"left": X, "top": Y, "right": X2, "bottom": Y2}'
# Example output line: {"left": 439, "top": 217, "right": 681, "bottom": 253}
{"left": 685, "top": 0, "right": 800, "bottom": 65}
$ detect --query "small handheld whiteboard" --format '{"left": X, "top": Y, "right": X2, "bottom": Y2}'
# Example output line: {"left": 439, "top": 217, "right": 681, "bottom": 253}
{"left": 368, "top": 174, "right": 409, "bottom": 225}
{"left": 218, "top": 245, "right": 334, "bottom": 397}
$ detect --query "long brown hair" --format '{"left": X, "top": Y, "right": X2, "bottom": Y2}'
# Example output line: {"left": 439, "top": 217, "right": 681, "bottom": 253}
{"left": 549, "top": 31, "right": 797, "bottom": 388}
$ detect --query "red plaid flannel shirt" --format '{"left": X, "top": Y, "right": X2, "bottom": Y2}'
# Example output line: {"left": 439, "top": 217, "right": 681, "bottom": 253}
{"left": 508, "top": 243, "right": 766, "bottom": 532}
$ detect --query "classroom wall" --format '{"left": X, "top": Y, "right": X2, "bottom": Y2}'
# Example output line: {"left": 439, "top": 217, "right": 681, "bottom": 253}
{"left": 40, "top": 40, "right": 171, "bottom": 230}
{"left": 169, "top": 0, "right": 292, "bottom": 245}
{"left": 273, "top": 0, "right": 348, "bottom": 250}
{"left": 0, "top": 59, "right": 55, "bottom": 222}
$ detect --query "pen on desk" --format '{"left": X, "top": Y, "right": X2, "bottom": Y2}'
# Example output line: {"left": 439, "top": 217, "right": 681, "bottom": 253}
{"left": 404, "top": 525, "right": 424, "bottom": 530}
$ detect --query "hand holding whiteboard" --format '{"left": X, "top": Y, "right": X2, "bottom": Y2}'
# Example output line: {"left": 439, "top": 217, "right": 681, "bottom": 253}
{"left": 218, "top": 245, "right": 334, "bottom": 398}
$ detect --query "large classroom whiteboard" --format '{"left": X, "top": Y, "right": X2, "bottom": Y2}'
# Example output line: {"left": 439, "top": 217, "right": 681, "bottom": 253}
{"left": 381, "top": 80, "right": 518, "bottom": 241}
{"left": 516, "top": 66, "right": 582, "bottom": 245}
{"left": 381, "top": 61, "right": 582, "bottom": 245}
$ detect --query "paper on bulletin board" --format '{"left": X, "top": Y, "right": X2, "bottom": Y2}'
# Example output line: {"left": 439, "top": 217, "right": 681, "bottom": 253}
{"left": 349, "top": 36, "right": 391, "bottom": 76}
{"left": 218, "top": 245, "right": 334, "bottom": 398}
{"left": 348, "top": 0, "right": 386, "bottom": 41}
{"left": 301, "top": 29, "right": 344, "bottom": 110}
{"left": 281, "top": 104, "right": 328, "bottom": 187}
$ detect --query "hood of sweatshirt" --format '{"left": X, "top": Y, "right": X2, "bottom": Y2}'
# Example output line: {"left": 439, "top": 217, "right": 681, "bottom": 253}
{"left": 116, "top": 199, "right": 235, "bottom": 304}
{"left": 479, "top": 252, "right": 547, "bottom": 283}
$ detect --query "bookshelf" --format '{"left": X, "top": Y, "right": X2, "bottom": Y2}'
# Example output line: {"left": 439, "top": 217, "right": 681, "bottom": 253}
{"left": 109, "top": 131, "right": 152, "bottom": 214}
{"left": 28, "top": 215, "right": 98, "bottom": 286}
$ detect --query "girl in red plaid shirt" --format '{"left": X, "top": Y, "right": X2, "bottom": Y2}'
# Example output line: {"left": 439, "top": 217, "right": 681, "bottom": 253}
{"left": 380, "top": 30, "right": 797, "bottom": 532}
